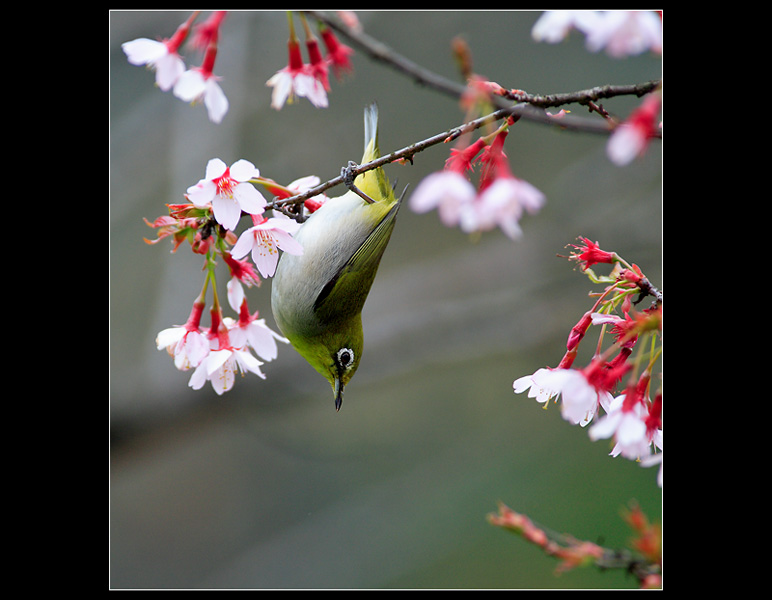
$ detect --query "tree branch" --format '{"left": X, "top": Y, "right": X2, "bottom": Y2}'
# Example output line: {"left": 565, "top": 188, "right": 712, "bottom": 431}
{"left": 268, "top": 12, "right": 661, "bottom": 216}
{"left": 307, "top": 10, "right": 661, "bottom": 134}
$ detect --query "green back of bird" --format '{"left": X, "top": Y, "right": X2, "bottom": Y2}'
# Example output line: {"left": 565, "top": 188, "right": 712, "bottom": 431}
{"left": 312, "top": 104, "right": 400, "bottom": 326}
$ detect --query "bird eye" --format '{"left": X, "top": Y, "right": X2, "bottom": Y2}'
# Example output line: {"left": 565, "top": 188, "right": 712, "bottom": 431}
{"left": 336, "top": 347, "right": 355, "bottom": 370}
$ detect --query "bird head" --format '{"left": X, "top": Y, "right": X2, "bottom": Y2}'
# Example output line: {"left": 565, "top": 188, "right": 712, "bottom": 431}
{"left": 294, "top": 322, "right": 364, "bottom": 411}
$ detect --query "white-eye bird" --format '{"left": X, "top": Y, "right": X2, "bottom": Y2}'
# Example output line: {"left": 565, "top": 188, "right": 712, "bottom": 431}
{"left": 271, "top": 103, "right": 402, "bottom": 411}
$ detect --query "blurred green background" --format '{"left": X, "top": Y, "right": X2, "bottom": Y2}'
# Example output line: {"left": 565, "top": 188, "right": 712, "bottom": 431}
{"left": 110, "top": 10, "right": 662, "bottom": 589}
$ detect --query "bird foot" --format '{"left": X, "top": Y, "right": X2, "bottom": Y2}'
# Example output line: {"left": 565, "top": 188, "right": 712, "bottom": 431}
{"left": 341, "top": 161, "right": 375, "bottom": 204}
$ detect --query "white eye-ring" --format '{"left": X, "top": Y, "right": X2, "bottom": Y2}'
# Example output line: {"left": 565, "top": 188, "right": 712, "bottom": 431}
{"left": 336, "top": 347, "right": 355, "bottom": 370}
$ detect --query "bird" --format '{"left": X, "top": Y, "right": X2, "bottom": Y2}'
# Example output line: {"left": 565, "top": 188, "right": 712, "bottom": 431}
{"left": 271, "top": 103, "right": 403, "bottom": 411}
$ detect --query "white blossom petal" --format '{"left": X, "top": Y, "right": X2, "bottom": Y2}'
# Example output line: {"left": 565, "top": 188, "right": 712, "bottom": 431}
{"left": 204, "top": 79, "right": 229, "bottom": 123}
{"left": 122, "top": 38, "right": 167, "bottom": 64}
{"left": 156, "top": 326, "right": 185, "bottom": 350}
{"left": 230, "top": 159, "right": 260, "bottom": 182}
{"left": 204, "top": 158, "right": 228, "bottom": 180}
{"left": 231, "top": 228, "right": 257, "bottom": 259}
{"left": 186, "top": 179, "right": 216, "bottom": 207}
{"left": 269, "top": 227, "right": 304, "bottom": 255}
{"left": 173, "top": 69, "right": 206, "bottom": 102}
{"left": 212, "top": 194, "right": 242, "bottom": 231}
{"left": 233, "top": 182, "right": 267, "bottom": 216}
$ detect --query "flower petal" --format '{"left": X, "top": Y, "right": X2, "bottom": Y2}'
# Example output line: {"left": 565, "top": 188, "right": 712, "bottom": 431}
{"left": 122, "top": 38, "right": 167, "bottom": 65}
{"left": 231, "top": 228, "right": 257, "bottom": 259}
{"left": 173, "top": 69, "right": 206, "bottom": 102}
{"left": 270, "top": 227, "right": 304, "bottom": 255}
{"left": 186, "top": 180, "right": 216, "bottom": 207}
{"left": 230, "top": 159, "right": 259, "bottom": 182}
{"left": 204, "top": 158, "right": 228, "bottom": 180}
{"left": 212, "top": 195, "right": 242, "bottom": 231}
{"left": 204, "top": 80, "right": 229, "bottom": 123}
{"left": 233, "top": 182, "right": 267, "bottom": 216}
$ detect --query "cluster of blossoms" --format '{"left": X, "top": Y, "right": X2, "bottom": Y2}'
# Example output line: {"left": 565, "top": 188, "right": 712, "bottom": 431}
{"left": 532, "top": 10, "right": 662, "bottom": 58}
{"left": 146, "top": 157, "right": 329, "bottom": 395}
{"left": 532, "top": 10, "right": 663, "bottom": 167}
{"left": 266, "top": 11, "right": 355, "bottom": 110}
{"left": 410, "top": 112, "right": 546, "bottom": 240}
{"left": 122, "top": 11, "right": 356, "bottom": 121}
{"left": 122, "top": 11, "right": 230, "bottom": 123}
{"left": 513, "top": 238, "right": 662, "bottom": 487}
{"left": 408, "top": 10, "right": 660, "bottom": 239}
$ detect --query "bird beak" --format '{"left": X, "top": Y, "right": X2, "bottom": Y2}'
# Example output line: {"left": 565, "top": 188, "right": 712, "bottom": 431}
{"left": 334, "top": 377, "right": 344, "bottom": 412}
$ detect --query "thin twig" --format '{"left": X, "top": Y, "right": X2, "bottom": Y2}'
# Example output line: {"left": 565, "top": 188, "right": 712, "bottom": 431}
{"left": 267, "top": 106, "right": 514, "bottom": 211}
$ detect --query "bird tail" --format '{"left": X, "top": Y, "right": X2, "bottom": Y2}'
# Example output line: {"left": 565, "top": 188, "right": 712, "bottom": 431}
{"left": 357, "top": 103, "right": 396, "bottom": 206}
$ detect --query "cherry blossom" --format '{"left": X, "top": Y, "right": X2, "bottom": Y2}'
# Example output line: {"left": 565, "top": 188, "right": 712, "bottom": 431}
{"left": 515, "top": 367, "right": 611, "bottom": 427}
{"left": 121, "top": 13, "right": 195, "bottom": 92}
{"left": 532, "top": 11, "right": 662, "bottom": 58}
{"left": 410, "top": 138, "right": 483, "bottom": 226}
{"left": 122, "top": 38, "right": 186, "bottom": 92}
{"left": 589, "top": 393, "right": 649, "bottom": 458}
{"left": 155, "top": 301, "right": 209, "bottom": 371}
{"left": 463, "top": 175, "right": 545, "bottom": 240}
{"left": 187, "top": 308, "right": 266, "bottom": 395}
{"left": 531, "top": 10, "right": 602, "bottom": 44}
{"left": 267, "top": 38, "right": 328, "bottom": 110}
{"left": 584, "top": 11, "right": 662, "bottom": 58}
{"left": 225, "top": 279, "right": 289, "bottom": 362}
{"left": 173, "top": 68, "right": 229, "bottom": 123}
{"left": 231, "top": 214, "right": 304, "bottom": 278}
{"left": 156, "top": 325, "right": 209, "bottom": 371}
{"left": 172, "top": 36, "right": 229, "bottom": 123}
{"left": 186, "top": 159, "right": 266, "bottom": 231}
{"left": 513, "top": 368, "right": 560, "bottom": 406}
{"left": 413, "top": 128, "right": 544, "bottom": 239}
{"left": 607, "top": 93, "right": 662, "bottom": 166}
{"left": 188, "top": 344, "right": 266, "bottom": 395}
{"left": 409, "top": 170, "right": 478, "bottom": 229}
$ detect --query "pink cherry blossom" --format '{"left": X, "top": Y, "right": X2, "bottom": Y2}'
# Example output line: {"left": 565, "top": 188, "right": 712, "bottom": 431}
{"left": 266, "top": 37, "right": 328, "bottom": 110}
{"left": 156, "top": 324, "right": 209, "bottom": 371}
{"left": 463, "top": 175, "right": 545, "bottom": 239}
{"left": 584, "top": 11, "right": 662, "bottom": 58}
{"left": 409, "top": 170, "right": 477, "bottom": 228}
{"left": 412, "top": 130, "right": 545, "bottom": 239}
{"left": 186, "top": 159, "right": 266, "bottom": 231}
{"left": 172, "top": 36, "right": 229, "bottom": 123}
{"left": 606, "top": 93, "right": 662, "bottom": 166}
{"left": 231, "top": 214, "right": 304, "bottom": 278}
{"left": 122, "top": 38, "right": 186, "bottom": 92}
{"left": 531, "top": 10, "right": 602, "bottom": 44}
{"left": 173, "top": 68, "right": 229, "bottom": 123}
{"left": 532, "top": 11, "right": 662, "bottom": 58}
{"left": 122, "top": 13, "right": 196, "bottom": 92}
{"left": 155, "top": 301, "right": 209, "bottom": 370}
{"left": 188, "top": 344, "right": 265, "bottom": 395}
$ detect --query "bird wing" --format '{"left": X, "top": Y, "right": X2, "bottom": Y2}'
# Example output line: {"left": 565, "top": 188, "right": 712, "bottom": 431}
{"left": 313, "top": 198, "right": 401, "bottom": 324}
